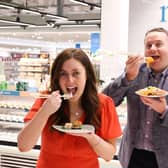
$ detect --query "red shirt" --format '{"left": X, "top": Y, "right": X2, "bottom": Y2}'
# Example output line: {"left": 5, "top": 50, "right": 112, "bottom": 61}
{"left": 24, "top": 93, "right": 122, "bottom": 168}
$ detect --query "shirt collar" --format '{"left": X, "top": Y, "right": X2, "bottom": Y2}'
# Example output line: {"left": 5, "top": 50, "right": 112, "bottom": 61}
{"left": 149, "top": 66, "right": 168, "bottom": 78}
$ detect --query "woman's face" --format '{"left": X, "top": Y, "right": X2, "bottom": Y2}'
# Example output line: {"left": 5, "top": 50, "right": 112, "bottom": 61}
{"left": 59, "top": 58, "right": 87, "bottom": 102}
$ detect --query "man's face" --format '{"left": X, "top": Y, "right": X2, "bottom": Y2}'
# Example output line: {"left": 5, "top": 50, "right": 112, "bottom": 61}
{"left": 144, "top": 31, "right": 168, "bottom": 72}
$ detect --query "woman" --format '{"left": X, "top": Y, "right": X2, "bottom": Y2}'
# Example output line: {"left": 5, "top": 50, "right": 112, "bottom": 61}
{"left": 17, "top": 48, "right": 122, "bottom": 168}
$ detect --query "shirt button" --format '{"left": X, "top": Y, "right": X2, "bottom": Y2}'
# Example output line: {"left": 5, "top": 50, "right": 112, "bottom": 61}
{"left": 146, "top": 121, "right": 150, "bottom": 124}
{"left": 145, "top": 134, "right": 149, "bottom": 138}
{"left": 144, "top": 147, "right": 148, "bottom": 150}
{"left": 148, "top": 107, "right": 152, "bottom": 110}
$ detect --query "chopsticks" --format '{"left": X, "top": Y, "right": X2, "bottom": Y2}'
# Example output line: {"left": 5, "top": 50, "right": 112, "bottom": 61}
{"left": 31, "top": 92, "right": 73, "bottom": 99}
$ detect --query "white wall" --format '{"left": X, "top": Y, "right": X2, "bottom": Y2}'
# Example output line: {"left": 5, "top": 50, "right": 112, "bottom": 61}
{"left": 128, "top": 0, "right": 168, "bottom": 53}
{"left": 100, "top": 0, "right": 168, "bottom": 84}
{"left": 100, "top": 0, "right": 129, "bottom": 84}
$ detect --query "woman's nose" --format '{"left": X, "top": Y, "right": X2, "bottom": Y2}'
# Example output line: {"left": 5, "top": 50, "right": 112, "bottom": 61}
{"left": 67, "top": 74, "right": 74, "bottom": 82}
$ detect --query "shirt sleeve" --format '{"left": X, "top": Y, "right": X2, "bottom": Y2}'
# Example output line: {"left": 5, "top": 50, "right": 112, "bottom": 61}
{"left": 24, "top": 98, "right": 46, "bottom": 122}
{"left": 98, "top": 94, "right": 122, "bottom": 139}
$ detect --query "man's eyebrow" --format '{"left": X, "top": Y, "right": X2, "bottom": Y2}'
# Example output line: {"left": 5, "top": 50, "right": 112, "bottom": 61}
{"left": 146, "top": 40, "right": 162, "bottom": 43}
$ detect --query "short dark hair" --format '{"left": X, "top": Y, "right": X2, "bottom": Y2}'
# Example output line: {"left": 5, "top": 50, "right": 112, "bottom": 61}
{"left": 145, "top": 27, "right": 168, "bottom": 37}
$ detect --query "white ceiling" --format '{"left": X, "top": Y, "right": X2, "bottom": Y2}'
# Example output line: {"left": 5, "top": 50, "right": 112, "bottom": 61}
{"left": 0, "top": 0, "right": 101, "bottom": 50}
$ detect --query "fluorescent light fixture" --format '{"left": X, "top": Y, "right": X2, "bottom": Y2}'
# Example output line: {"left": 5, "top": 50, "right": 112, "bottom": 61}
{"left": 21, "top": 8, "right": 68, "bottom": 20}
{"left": 70, "top": 0, "right": 89, "bottom": 6}
{"left": 0, "top": 19, "right": 36, "bottom": 26}
{"left": 29, "top": 25, "right": 50, "bottom": 28}
{"left": 0, "top": 4, "right": 15, "bottom": 9}
{"left": 70, "top": 0, "right": 101, "bottom": 9}
{"left": 84, "top": 20, "right": 101, "bottom": 23}
{"left": 56, "top": 20, "right": 76, "bottom": 24}
{"left": 60, "top": 24, "right": 99, "bottom": 28}
{"left": 45, "top": 13, "right": 68, "bottom": 20}
{"left": 21, "top": 9, "right": 41, "bottom": 15}
{"left": 22, "top": 9, "right": 68, "bottom": 20}
{"left": 0, "top": 26, "right": 21, "bottom": 29}
{"left": 94, "top": 6, "right": 101, "bottom": 10}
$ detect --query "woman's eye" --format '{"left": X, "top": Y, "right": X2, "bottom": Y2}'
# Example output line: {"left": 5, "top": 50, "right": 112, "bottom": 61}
{"left": 73, "top": 71, "right": 80, "bottom": 77}
{"left": 60, "top": 71, "right": 67, "bottom": 77}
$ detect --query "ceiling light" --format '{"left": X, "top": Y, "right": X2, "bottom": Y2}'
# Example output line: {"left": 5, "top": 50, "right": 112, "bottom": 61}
{"left": 21, "top": 9, "right": 68, "bottom": 20}
{"left": 0, "top": 26, "right": 21, "bottom": 29}
{"left": 0, "top": 3, "right": 67, "bottom": 21}
{"left": 21, "top": 9, "right": 41, "bottom": 15}
{"left": 93, "top": 6, "right": 101, "bottom": 10}
{"left": 70, "top": 0, "right": 89, "bottom": 6}
{"left": 84, "top": 20, "right": 101, "bottom": 23}
{"left": 60, "top": 24, "right": 100, "bottom": 28}
{"left": 69, "top": 0, "right": 101, "bottom": 9}
{"left": 0, "top": 19, "right": 36, "bottom": 26}
{"left": 0, "top": 4, "right": 15, "bottom": 9}
{"left": 44, "top": 13, "right": 68, "bottom": 20}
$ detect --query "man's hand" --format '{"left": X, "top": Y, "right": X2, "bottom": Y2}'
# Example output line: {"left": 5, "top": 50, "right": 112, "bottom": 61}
{"left": 126, "top": 55, "right": 144, "bottom": 81}
{"left": 140, "top": 96, "right": 167, "bottom": 114}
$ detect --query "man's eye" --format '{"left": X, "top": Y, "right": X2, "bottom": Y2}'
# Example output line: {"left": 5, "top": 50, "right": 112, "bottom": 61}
{"left": 156, "top": 43, "right": 162, "bottom": 47}
{"left": 146, "top": 44, "right": 152, "bottom": 49}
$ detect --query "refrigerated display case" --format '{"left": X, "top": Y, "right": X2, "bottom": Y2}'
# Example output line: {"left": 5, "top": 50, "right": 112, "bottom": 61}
{"left": 0, "top": 94, "right": 40, "bottom": 167}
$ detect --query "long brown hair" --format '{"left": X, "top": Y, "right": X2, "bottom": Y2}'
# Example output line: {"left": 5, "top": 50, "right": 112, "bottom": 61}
{"left": 49, "top": 48, "right": 100, "bottom": 130}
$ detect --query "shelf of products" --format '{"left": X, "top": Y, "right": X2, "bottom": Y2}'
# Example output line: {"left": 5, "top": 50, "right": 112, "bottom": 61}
{"left": 17, "top": 58, "right": 50, "bottom": 88}
{"left": 0, "top": 52, "right": 50, "bottom": 93}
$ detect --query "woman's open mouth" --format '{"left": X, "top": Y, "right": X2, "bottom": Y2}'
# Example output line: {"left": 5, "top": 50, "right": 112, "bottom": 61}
{"left": 66, "top": 86, "right": 77, "bottom": 96}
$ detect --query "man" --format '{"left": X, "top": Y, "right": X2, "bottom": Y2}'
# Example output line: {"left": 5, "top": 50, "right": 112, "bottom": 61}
{"left": 103, "top": 27, "right": 168, "bottom": 168}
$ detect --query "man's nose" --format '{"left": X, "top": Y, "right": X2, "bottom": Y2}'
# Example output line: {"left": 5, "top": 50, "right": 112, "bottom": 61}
{"left": 150, "top": 44, "right": 157, "bottom": 50}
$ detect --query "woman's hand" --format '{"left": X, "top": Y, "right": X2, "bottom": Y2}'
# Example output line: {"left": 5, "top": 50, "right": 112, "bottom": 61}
{"left": 126, "top": 55, "right": 144, "bottom": 81}
{"left": 17, "top": 90, "right": 63, "bottom": 152}
{"left": 41, "top": 91, "right": 62, "bottom": 116}
{"left": 140, "top": 96, "right": 167, "bottom": 114}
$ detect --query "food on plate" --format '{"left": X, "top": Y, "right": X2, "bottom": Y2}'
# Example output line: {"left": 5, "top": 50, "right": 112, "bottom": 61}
{"left": 72, "top": 120, "right": 82, "bottom": 129}
{"left": 145, "top": 57, "right": 154, "bottom": 67}
{"left": 135, "top": 86, "right": 168, "bottom": 97}
{"left": 64, "top": 122, "right": 73, "bottom": 129}
{"left": 63, "top": 120, "right": 82, "bottom": 129}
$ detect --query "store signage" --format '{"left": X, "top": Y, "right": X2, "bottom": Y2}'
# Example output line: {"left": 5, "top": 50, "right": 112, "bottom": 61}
{"left": 90, "top": 33, "right": 100, "bottom": 54}
{"left": 75, "top": 43, "right": 81, "bottom": 48}
{"left": 160, "top": 5, "right": 168, "bottom": 22}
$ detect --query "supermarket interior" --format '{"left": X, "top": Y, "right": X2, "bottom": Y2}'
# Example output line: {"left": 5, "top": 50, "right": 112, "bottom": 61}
{"left": 0, "top": 0, "right": 167, "bottom": 167}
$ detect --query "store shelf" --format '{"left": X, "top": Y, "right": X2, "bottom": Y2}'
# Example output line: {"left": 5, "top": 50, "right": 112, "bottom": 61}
{"left": 0, "top": 90, "right": 20, "bottom": 96}
{"left": 18, "top": 70, "right": 48, "bottom": 73}
{"left": 0, "top": 90, "right": 38, "bottom": 96}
